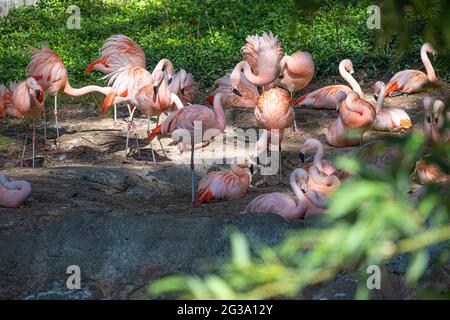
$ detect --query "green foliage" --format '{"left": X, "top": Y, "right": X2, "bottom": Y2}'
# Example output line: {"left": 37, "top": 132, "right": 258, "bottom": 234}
{"left": 0, "top": 0, "right": 448, "bottom": 89}
{"left": 149, "top": 126, "right": 450, "bottom": 299}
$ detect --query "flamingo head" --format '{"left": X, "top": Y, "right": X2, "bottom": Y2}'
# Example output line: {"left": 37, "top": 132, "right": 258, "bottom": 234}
{"left": 26, "top": 77, "right": 44, "bottom": 103}
{"left": 433, "top": 100, "right": 445, "bottom": 126}
{"left": 340, "top": 59, "right": 354, "bottom": 74}
{"left": 373, "top": 81, "right": 386, "bottom": 101}
{"left": 299, "top": 138, "right": 321, "bottom": 163}
{"left": 423, "top": 43, "right": 437, "bottom": 59}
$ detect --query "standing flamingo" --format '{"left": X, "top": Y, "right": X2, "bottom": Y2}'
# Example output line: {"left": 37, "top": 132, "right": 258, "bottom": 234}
{"left": 372, "top": 81, "right": 413, "bottom": 132}
{"left": 0, "top": 174, "right": 32, "bottom": 208}
{"left": 326, "top": 91, "right": 375, "bottom": 148}
{"left": 230, "top": 32, "right": 284, "bottom": 94}
{"left": 195, "top": 161, "right": 254, "bottom": 204}
{"left": 3, "top": 78, "right": 45, "bottom": 168}
{"left": 27, "top": 46, "right": 112, "bottom": 145}
{"left": 384, "top": 43, "right": 438, "bottom": 97}
{"left": 101, "top": 66, "right": 184, "bottom": 162}
{"left": 84, "top": 34, "right": 146, "bottom": 123}
{"left": 243, "top": 168, "right": 309, "bottom": 220}
{"left": 148, "top": 93, "right": 226, "bottom": 203}
{"left": 253, "top": 87, "right": 294, "bottom": 184}
{"left": 207, "top": 73, "right": 259, "bottom": 109}
{"left": 293, "top": 59, "right": 363, "bottom": 109}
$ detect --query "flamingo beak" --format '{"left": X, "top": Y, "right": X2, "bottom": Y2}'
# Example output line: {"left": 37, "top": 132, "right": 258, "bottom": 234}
{"left": 374, "top": 93, "right": 379, "bottom": 102}
{"left": 300, "top": 187, "right": 306, "bottom": 193}
{"left": 180, "top": 87, "right": 185, "bottom": 95}
{"left": 278, "top": 74, "right": 284, "bottom": 79}
{"left": 35, "top": 90, "right": 41, "bottom": 101}
{"left": 350, "top": 69, "right": 355, "bottom": 74}
{"left": 249, "top": 164, "right": 254, "bottom": 175}
{"left": 232, "top": 86, "right": 242, "bottom": 97}
{"left": 299, "top": 152, "right": 305, "bottom": 163}
{"left": 168, "top": 77, "right": 172, "bottom": 85}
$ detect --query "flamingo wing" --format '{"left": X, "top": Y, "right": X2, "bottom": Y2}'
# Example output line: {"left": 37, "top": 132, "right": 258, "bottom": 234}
{"left": 385, "top": 70, "right": 428, "bottom": 96}
{"left": 245, "top": 192, "right": 295, "bottom": 215}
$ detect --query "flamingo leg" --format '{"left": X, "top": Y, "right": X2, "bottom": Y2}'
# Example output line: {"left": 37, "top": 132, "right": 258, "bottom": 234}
{"left": 42, "top": 106, "right": 47, "bottom": 144}
{"left": 54, "top": 95, "right": 60, "bottom": 142}
{"left": 290, "top": 92, "right": 302, "bottom": 135}
{"left": 20, "top": 130, "right": 28, "bottom": 168}
{"left": 32, "top": 122, "right": 36, "bottom": 168}
{"left": 113, "top": 104, "right": 117, "bottom": 124}
{"left": 191, "top": 141, "right": 195, "bottom": 204}
{"left": 278, "top": 143, "right": 282, "bottom": 185}
{"left": 124, "top": 104, "right": 136, "bottom": 159}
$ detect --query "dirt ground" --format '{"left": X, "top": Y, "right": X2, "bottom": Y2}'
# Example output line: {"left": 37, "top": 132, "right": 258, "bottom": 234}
{"left": 0, "top": 78, "right": 449, "bottom": 299}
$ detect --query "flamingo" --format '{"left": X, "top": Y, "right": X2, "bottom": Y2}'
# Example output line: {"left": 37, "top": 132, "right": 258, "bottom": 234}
{"left": 253, "top": 87, "right": 294, "bottom": 184}
{"left": 293, "top": 59, "right": 363, "bottom": 109}
{"left": 0, "top": 85, "right": 13, "bottom": 118}
{"left": 230, "top": 31, "right": 284, "bottom": 94}
{"left": 207, "top": 73, "right": 259, "bottom": 109}
{"left": 326, "top": 91, "right": 375, "bottom": 148}
{"left": 423, "top": 97, "right": 448, "bottom": 144}
{"left": 0, "top": 174, "right": 32, "bottom": 208}
{"left": 306, "top": 165, "right": 340, "bottom": 196}
{"left": 84, "top": 34, "right": 146, "bottom": 124}
{"left": 147, "top": 92, "right": 226, "bottom": 203}
{"left": 384, "top": 43, "right": 438, "bottom": 97}
{"left": 243, "top": 168, "right": 310, "bottom": 220}
{"left": 298, "top": 138, "right": 336, "bottom": 176}
{"left": 372, "top": 81, "right": 413, "bottom": 132}
{"left": 101, "top": 66, "right": 184, "bottom": 162}
{"left": 195, "top": 161, "right": 254, "bottom": 204}
{"left": 305, "top": 190, "right": 328, "bottom": 218}
{"left": 27, "top": 46, "right": 112, "bottom": 145}
{"left": 5, "top": 78, "right": 45, "bottom": 168}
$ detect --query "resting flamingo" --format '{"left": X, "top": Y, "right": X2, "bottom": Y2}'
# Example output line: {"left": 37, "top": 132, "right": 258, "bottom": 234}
{"left": 306, "top": 165, "right": 340, "bottom": 196}
{"left": 148, "top": 93, "right": 226, "bottom": 203}
{"left": 326, "top": 91, "right": 375, "bottom": 148}
{"left": 84, "top": 34, "right": 146, "bottom": 123}
{"left": 305, "top": 190, "right": 328, "bottom": 218}
{"left": 298, "top": 138, "right": 336, "bottom": 176}
{"left": 372, "top": 81, "right": 413, "bottom": 132}
{"left": 384, "top": 43, "right": 438, "bottom": 97}
{"left": 423, "top": 97, "right": 448, "bottom": 144}
{"left": 27, "top": 46, "right": 112, "bottom": 144}
{"left": 207, "top": 73, "right": 259, "bottom": 109}
{"left": 253, "top": 87, "right": 294, "bottom": 184}
{"left": 243, "top": 168, "right": 309, "bottom": 220}
{"left": 4, "top": 78, "right": 45, "bottom": 168}
{"left": 101, "top": 66, "right": 184, "bottom": 162}
{"left": 293, "top": 59, "right": 363, "bottom": 109}
{"left": 230, "top": 31, "right": 284, "bottom": 95}
{"left": 0, "top": 174, "right": 32, "bottom": 208}
{"left": 195, "top": 160, "right": 254, "bottom": 204}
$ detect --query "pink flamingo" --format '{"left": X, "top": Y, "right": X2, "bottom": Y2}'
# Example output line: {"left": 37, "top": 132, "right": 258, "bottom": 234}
{"left": 326, "top": 91, "right": 375, "bottom": 148}
{"left": 243, "top": 168, "right": 309, "bottom": 220}
{"left": 207, "top": 73, "right": 259, "bottom": 109}
{"left": 298, "top": 138, "right": 336, "bottom": 176}
{"left": 372, "top": 81, "right": 412, "bottom": 132}
{"left": 0, "top": 174, "right": 32, "bottom": 208}
{"left": 27, "top": 46, "right": 112, "bottom": 143}
{"left": 385, "top": 43, "right": 438, "bottom": 97}
{"left": 423, "top": 97, "right": 448, "bottom": 144}
{"left": 0, "top": 85, "right": 13, "bottom": 118}
{"left": 305, "top": 190, "right": 327, "bottom": 218}
{"left": 195, "top": 161, "right": 254, "bottom": 204}
{"left": 148, "top": 93, "right": 226, "bottom": 203}
{"left": 306, "top": 165, "right": 340, "bottom": 196}
{"left": 230, "top": 32, "right": 284, "bottom": 95}
{"left": 2, "top": 78, "right": 45, "bottom": 168}
{"left": 253, "top": 87, "right": 294, "bottom": 184}
{"left": 101, "top": 66, "right": 184, "bottom": 162}
{"left": 293, "top": 59, "right": 363, "bottom": 109}
{"left": 85, "top": 34, "right": 146, "bottom": 123}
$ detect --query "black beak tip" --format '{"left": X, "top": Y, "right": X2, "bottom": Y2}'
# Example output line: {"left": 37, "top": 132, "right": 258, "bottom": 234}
{"left": 301, "top": 188, "right": 306, "bottom": 194}
{"left": 232, "top": 87, "right": 242, "bottom": 97}
{"left": 278, "top": 74, "right": 284, "bottom": 79}
{"left": 35, "top": 90, "right": 41, "bottom": 99}
{"left": 299, "top": 152, "right": 305, "bottom": 163}
{"left": 374, "top": 94, "right": 379, "bottom": 102}
{"left": 168, "top": 77, "right": 172, "bottom": 85}
{"left": 249, "top": 164, "right": 254, "bottom": 175}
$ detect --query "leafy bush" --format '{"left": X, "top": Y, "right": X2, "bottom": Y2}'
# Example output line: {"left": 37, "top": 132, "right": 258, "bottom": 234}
{"left": 0, "top": 0, "right": 448, "bottom": 89}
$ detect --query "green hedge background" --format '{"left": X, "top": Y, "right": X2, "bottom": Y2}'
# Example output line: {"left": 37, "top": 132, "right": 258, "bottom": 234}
{"left": 0, "top": 0, "right": 448, "bottom": 88}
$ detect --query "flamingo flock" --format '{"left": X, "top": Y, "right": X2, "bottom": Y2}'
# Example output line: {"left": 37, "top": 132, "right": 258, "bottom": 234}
{"left": 0, "top": 32, "right": 447, "bottom": 218}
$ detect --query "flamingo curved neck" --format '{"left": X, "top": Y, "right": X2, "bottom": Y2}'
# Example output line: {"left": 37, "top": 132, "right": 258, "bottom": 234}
{"left": 290, "top": 169, "right": 308, "bottom": 217}
{"left": 421, "top": 47, "right": 436, "bottom": 82}
{"left": 311, "top": 141, "right": 325, "bottom": 169}
{"left": 213, "top": 93, "right": 226, "bottom": 131}
{"left": 375, "top": 87, "right": 386, "bottom": 112}
{"left": 340, "top": 65, "right": 363, "bottom": 98}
